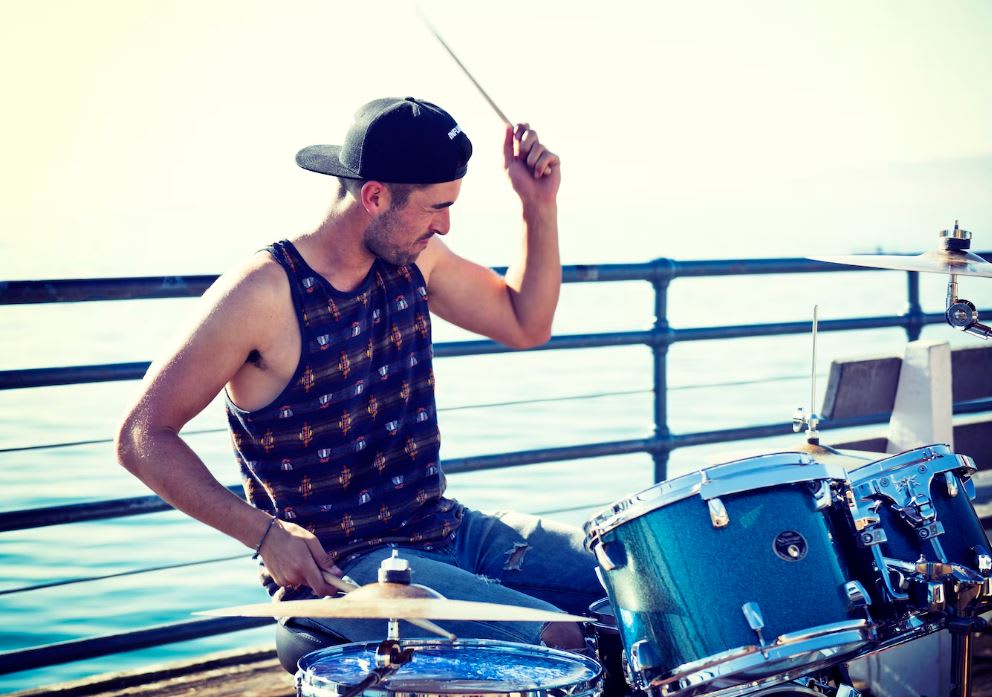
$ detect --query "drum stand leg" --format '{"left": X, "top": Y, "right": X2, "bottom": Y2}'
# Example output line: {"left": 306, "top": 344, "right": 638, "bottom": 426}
{"left": 947, "top": 617, "right": 986, "bottom": 697}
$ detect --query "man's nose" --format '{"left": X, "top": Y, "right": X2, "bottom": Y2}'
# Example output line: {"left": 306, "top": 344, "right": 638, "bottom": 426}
{"left": 433, "top": 209, "right": 450, "bottom": 235}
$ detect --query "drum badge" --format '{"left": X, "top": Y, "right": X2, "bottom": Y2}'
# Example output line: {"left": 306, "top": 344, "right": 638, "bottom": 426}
{"left": 773, "top": 530, "right": 809, "bottom": 561}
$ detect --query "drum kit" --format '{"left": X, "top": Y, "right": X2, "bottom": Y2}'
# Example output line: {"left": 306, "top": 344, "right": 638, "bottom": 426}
{"left": 202, "top": 224, "right": 992, "bottom": 697}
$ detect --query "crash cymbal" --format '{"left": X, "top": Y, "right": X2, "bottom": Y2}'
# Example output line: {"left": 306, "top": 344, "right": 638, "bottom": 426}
{"left": 809, "top": 248, "right": 992, "bottom": 277}
{"left": 198, "top": 595, "right": 590, "bottom": 622}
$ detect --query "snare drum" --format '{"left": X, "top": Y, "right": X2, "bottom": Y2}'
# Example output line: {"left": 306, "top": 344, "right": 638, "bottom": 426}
{"left": 839, "top": 444, "right": 992, "bottom": 645}
{"left": 584, "top": 452, "right": 876, "bottom": 697}
{"left": 296, "top": 639, "right": 603, "bottom": 697}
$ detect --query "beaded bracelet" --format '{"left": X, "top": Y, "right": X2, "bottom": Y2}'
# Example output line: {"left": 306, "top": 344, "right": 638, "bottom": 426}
{"left": 252, "top": 515, "right": 278, "bottom": 560}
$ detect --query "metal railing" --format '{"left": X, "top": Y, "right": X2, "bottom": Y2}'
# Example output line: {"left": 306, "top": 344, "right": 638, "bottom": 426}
{"left": 2, "top": 255, "right": 990, "bottom": 677}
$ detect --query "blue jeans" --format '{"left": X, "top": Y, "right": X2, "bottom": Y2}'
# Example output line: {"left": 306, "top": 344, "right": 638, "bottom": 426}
{"left": 292, "top": 507, "right": 604, "bottom": 645}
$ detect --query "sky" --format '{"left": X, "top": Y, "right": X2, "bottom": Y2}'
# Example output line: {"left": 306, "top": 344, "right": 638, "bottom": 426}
{"left": 2, "top": 0, "right": 992, "bottom": 278}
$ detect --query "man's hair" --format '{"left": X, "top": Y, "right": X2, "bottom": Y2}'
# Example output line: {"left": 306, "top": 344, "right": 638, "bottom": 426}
{"left": 337, "top": 179, "right": 426, "bottom": 208}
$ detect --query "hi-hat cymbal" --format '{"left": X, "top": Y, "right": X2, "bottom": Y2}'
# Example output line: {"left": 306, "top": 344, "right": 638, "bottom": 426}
{"left": 197, "top": 580, "right": 589, "bottom": 622}
{"left": 809, "top": 249, "right": 992, "bottom": 277}
{"left": 198, "top": 597, "right": 589, "bottom": 622}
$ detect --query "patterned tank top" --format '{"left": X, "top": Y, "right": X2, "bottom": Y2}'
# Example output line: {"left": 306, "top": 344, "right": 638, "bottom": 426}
{"left": 225, "top": 240, "right": 462, "bottom": 567}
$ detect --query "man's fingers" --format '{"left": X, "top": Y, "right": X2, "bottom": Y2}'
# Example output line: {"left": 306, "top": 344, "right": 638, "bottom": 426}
{"left": 535, "top": 151, "right": 560, "bottom": 178}
{"left": 502, "top": 125, "right": 514, "bottom": 168}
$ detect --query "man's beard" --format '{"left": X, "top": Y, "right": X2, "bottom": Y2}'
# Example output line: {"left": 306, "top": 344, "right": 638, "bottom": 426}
{"left": 363, "top": 208, "right": 422, "bottom": 267}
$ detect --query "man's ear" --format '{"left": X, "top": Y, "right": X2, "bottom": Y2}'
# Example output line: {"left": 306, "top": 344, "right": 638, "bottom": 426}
{"left": 360, "top": 181, "right": 389, "bottom": 214}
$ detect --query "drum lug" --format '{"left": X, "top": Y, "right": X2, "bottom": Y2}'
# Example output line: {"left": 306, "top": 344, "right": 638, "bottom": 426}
{"left": 973, "top": 546, "right": 992, "bottom": 576}
{"left": 708, "top": 498, "right": 730, "bottom": 528}
{"left": 741, "top": 601, "right": 768, "bottom": 648}
{"left": 908, "top": 579, "right": 946, "bottom": 613}
{"left": 843, "top": 580, "right": 872, "bottom": 609}
{"left": 944, "top": 471, "right": 959, "bottom": 497}
{"left": 593, "top": 538, "right": 627, "bottom": 571}
{"left": 836, "top": 683, "right": 862, "bottom": 697}
{"left": 981, "top": 576, "right": 992, "bottom": 599}
{"left": 629, "top": 639, "right": 662, "bottom": 673}
{"left": 810, "top": 479, "right": 833, "bottom": 510}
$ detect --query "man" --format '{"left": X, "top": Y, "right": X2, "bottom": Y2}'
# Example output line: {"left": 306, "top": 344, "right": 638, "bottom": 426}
{"left": 116, "top": 97, "right": 602, "bottom": 667}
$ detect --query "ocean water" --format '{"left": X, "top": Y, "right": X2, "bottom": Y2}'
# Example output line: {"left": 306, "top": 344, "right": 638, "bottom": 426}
{"left": 4, "top": 1, "right": 992, "bottom": 692}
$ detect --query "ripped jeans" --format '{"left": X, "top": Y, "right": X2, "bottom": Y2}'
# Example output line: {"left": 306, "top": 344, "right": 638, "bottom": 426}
{"left": 292, "top": 507, "right": 604, "bottom": 645}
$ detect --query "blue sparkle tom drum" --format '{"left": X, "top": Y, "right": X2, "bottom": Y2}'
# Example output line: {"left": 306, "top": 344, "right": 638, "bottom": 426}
{"left": 838, "top": 444, "right": 992, "bottom": 647}
{"left": 295, "top": 639, "right": 603, "bottom": 697}
{"left": 584, "top": 452, "right": 877, "bottom": 697}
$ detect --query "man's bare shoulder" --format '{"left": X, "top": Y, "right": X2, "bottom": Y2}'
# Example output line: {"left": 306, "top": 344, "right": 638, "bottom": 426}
{"left": 204, "top": 250, "right": 291, "bottom": 311}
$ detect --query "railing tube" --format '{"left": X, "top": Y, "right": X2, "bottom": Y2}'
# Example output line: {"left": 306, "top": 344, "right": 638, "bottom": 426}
{"left": 651, "top": 258, "right": 676, "bottom": 482}
{"left": 904, "top": 270, "right": 924, "bottom": 341}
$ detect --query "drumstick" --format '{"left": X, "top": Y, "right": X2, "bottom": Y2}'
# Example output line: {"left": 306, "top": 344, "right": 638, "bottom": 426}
{"left": 418, "top": 11, "right": 511, "bottom": 127}
{"left": 418, "top": 9, "right": 554, "bottom": 177}
{"left": 320, "top": 570, "right": 457, "bottom": 641}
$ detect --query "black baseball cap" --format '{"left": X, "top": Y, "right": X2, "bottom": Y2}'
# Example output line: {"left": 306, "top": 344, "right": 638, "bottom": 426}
{"left": 296, "top": 97, "right": 473, "bottom": 184}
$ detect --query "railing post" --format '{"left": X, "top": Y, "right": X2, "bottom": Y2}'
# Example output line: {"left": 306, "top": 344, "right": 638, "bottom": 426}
{"left": 651, "top": 258, "right": 675, "bottom": 483}
{"left": 904, "top": 270, "right": 924, "bottom": 341}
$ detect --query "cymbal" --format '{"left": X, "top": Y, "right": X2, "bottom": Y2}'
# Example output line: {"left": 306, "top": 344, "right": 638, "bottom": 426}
{"left": 799, "top": 441, "right": 878, "bottom": 469}
{"left": 199, "top": 598, "right": 590, "bottom": 622}
{"left": 197, "top": 580, "right": 589, "bottom": 623}
{"left": 809, "top": 249, "right": 992, "bottom": 277}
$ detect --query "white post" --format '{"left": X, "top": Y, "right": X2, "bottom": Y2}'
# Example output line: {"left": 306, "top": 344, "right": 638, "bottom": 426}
{"left": 886, "top": 339, "right": 954, "bottom": 453}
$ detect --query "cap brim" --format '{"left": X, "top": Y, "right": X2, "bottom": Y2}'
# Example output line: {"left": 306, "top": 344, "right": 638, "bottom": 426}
{"left": 295, "top": 144, "right": 363, "bottom": 179}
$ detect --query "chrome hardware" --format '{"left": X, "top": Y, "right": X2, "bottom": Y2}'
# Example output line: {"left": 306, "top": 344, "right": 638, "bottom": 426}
{"left": 844, "top": 488, "right": 883, "bottom": 537}
{"left": 873, "top": 546, "right": 909, "bottom": 600}
{"left": 741, "top": 601, "right": 767, "bottom": 647}
{"left": 810, "top": 479, "right": 833, "bottom": 511}
{"left": 856, "top": 527, "right": 886, "bottom": 547}
{"left": 924, "top": 581, "right": 946, "bottom": 612}
{"left": 836, "top": 684, "right": 861, "bottom": 697}
{"left": 592, "top": 538, "right": 626, "bottom": 571}
{"left": 945, "top": 471, "right": 959, "bottom": 497}
{"left": 973, "top": 546, "right": 992, "bottom": 575}
{"left": 916, "top": 520, "right": 944, "bottom": 540}
{"left": 792, "top": 407, "right": 806, "bottom": 433}
{"left": 630, "top": 639, "right": 662, "bottom": 672}
{"left": 792, "top": 306, "right": 821, "bottom": 443}
{"left": 843, "top": 580, "right": 871, "bottom": 609}
{"left": 708, "top": 498, "right": 730, "bottom": 528}
{"left": 982, "top": 577, "right": 992, "bottom": 598}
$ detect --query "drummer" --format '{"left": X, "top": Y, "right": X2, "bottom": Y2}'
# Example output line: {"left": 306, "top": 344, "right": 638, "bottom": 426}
{"left": 115, "top": 97, "right": 603, "bottom": 667}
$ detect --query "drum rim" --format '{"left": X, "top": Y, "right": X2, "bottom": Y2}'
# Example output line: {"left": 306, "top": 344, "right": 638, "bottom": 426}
{"left": 584, "top": 451, "right": 847, "bottom": 541}
{"left": 296, "top": 638, "right": 603, "bottom": 694}
{"left": 845, "top": 443, "right": 974, "bottom": 482}
{"left": 637, "top": 619, "right": 876, "bottom": 697}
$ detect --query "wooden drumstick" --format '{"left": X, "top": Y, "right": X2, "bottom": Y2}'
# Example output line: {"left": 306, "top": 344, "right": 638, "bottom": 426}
{"left": 418, "top": 9, "right": 554, "bottom": 178}
{"left": 320, "top": 570, "right": 457, "bottom": 641}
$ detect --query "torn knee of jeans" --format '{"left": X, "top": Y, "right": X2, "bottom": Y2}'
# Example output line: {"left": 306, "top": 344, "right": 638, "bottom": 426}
{"left": 476, "top": 574, "right": 501, "bottom": 585}
{"left": 503, "top": 542, "right": 529, "bottom": 571}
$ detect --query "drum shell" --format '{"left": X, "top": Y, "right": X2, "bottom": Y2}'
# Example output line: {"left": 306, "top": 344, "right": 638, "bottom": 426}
{"left": 295, "top": 638, "right": 603, "bottom": 697}
{"left": 590, "top": 478, "right": 868, "bottom": 691}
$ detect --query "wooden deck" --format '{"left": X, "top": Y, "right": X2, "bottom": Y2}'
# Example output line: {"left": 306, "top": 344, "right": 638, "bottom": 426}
{"left": 11, "top": 635, "right": 992, "bottom": 697}
{"left": 9, "top": 648, "right": 294, "bottom": 697}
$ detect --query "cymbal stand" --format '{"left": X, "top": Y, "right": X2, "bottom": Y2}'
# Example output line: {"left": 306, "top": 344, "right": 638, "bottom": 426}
{"left": 340, "top": 639, "right": 416, "bottom": 697}
{"left": 946, "top": 273, "right": 992, "bottom": 339}
{"left": 793, "top": 305, "right": 821, "bottom": 444}
{"left": 942, "top": 223, "right": 992, "bottom": 339}
{"left": 340, "top": 552, "right": 421, "bottom": 697}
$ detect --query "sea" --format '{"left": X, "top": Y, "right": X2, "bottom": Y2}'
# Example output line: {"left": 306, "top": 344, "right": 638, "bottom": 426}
{"left": 3, "top": 1, "right": 992, "bottom": 692}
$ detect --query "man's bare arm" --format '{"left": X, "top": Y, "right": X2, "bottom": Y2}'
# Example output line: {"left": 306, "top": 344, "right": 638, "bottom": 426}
{"left": 115, "top": 257, "right": 340, "bottom": 596}
{"left": 422, "top": 124, "right": 561, "bottom": 348}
